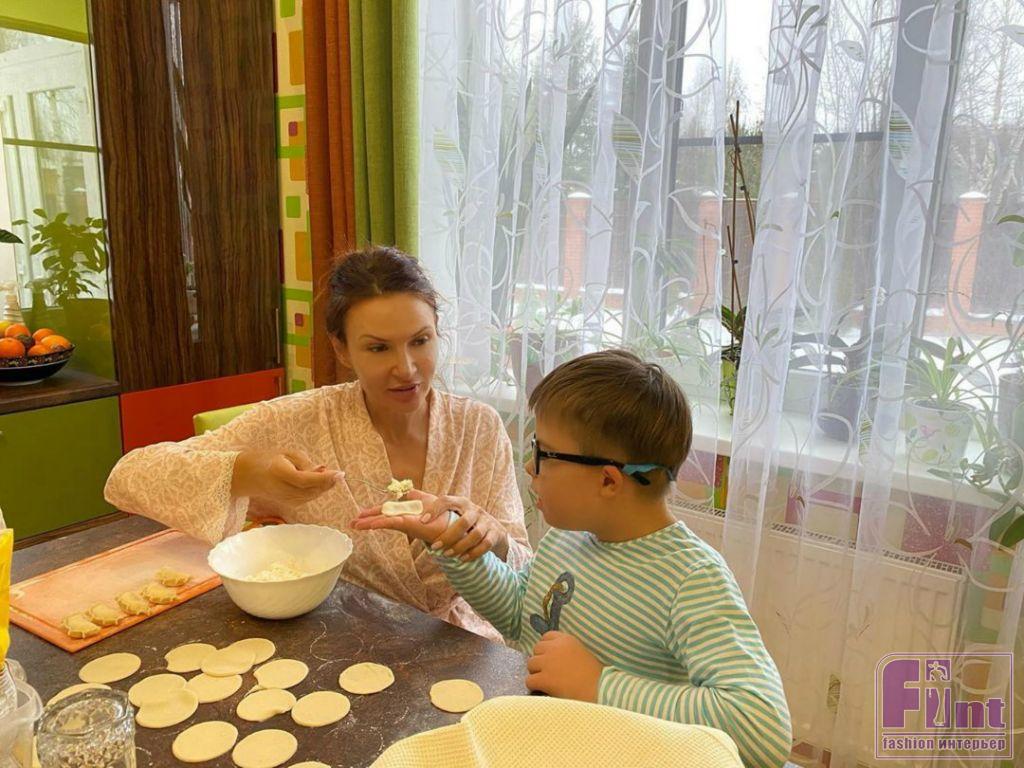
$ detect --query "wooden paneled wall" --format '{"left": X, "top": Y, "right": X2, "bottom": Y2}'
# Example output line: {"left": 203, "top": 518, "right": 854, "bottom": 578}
{"left": 91, "top": 0, "right": 280, "bottom": 392}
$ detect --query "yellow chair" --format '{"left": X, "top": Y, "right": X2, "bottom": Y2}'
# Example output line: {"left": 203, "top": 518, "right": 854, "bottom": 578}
{"left": 192, "top": 403, "right": 257, "bottom": 435}
{"left": 370, "top": 696, "right": 743, "bottom": 768}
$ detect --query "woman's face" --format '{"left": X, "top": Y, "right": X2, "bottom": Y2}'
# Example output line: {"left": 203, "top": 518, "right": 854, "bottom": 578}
{"left": 333, "top": 293, "right": 439, "bottom": 414}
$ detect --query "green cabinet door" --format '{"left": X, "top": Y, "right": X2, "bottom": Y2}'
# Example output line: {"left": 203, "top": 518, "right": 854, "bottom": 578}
{"left": 0, "top": 397, "right": 123, "bottom": 539}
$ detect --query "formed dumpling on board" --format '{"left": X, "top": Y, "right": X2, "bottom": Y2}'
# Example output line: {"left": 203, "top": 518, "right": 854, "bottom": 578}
{"left": 87, "top": 603, "right": 123, "bottom": 627}
{"left": 63, "top": 612, "right": 102, "bottom": 639}
{"left": 141, "top": 582, "right": 179, "bottom": 605}
{"left": 155, "top": 566, "right": 190, "bottom": 588}
{"left": 117, "top": 590, "right": 151, "bottom": 615}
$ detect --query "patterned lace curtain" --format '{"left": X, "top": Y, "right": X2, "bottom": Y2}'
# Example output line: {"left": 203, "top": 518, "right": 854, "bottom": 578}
{"left": 419, "top": 0, "right": 1024, "bottom": 765}
{"left": 723, "top": 1, "right": 1024, "bottom": 765}
{"left": 418, "top": 0, "right": 727, "bottom": 543}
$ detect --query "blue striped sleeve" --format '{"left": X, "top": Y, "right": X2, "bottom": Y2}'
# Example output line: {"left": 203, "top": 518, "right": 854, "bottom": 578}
{"left": 433, "top": 550, "right": 532, "bottom": 642}
{"left": 598, "top": 562, "right": 792, "bottom": 768}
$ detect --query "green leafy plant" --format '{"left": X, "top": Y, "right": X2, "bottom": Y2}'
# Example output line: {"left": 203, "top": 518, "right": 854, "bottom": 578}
{"left": 0, "top": 228, "right": 22, "bottom": 244}
{"left": 630, "top": 312, "right": 717, "bottom": 395}
{"left": 905, "top": 337, "right": 995, "bottom": 409}
{"left": 12, "top": 210, "right": 107, "bottom": 307}
{"left": 931, "top": 410, "right": 1024, "bottom": 550}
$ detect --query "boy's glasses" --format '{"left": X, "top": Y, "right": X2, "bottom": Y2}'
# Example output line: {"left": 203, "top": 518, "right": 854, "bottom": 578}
{"left": 529, "top": 437, "right": 673, "bottom": 486}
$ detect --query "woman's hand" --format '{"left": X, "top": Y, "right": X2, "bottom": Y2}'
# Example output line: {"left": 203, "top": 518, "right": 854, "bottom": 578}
{"left": 351, "top": 489, "right": 510, "bottom": 562}
{"left": 231, "top": 449, "right": 343, "bottom": 505}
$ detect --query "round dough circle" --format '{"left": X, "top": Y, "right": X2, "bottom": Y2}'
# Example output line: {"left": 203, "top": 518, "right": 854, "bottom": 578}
{"left": 291, "top": 691, "right": 350, "bottom": 727}
{"left": 289, "top": 764, "right": 331, "bottom": 768}
{"left": 47, "top": 682, "right": 110, "bottom": 706}
{"left": 201, "top": 646, "right": 255, "bottom": 677}
{"left": 231, "top": 729, "right": 298, "bottom": 768}
{"left": 338, "top": 662, "right": 394, "bottom": 694}
{"left": 185, "top": 673, "right": 244, "bottom": 704}
{"left": 429, "top": 679, "right": 484, "bottom": 713}
{"left": 236, "top": 688, "right": 297, "bottom": 722}
{"left": 79, "top": 652, "right": 142, "bottom": 684}
{"left": 128, "top": 673, "right": 186, "bottom": 707}
{"left": 135, "top": 687, "right": 199, "bottom": 728}
{"left": 254, "top": 659, "right": 308, "bottom": 690}
{"left": 172, "top": 720, "right": 239, "bottom": 763}
{"left": 228, "top": 638, "right": 276, "bottom": 665}
{"left": 165, "top": 642, "right": 217, "bottom": 673}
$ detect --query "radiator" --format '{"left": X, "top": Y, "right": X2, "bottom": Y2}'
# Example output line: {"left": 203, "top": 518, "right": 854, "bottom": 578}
{"left": 675, "top": 502, "right": 966, "bottom": 766}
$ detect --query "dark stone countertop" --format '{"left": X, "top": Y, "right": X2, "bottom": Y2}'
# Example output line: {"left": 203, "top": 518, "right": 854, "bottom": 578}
{"left": 11, "top": 515, "right": 527, "bottom": 767}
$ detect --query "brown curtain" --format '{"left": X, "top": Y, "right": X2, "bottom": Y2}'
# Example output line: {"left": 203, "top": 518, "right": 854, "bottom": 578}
{"left": 303, "top": 0, "right": 357, "bottom": 386}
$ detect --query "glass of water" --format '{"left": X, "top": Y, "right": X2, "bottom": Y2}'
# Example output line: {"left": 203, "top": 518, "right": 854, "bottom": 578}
{"left": 36, "top": 688, "right": 135, "bottom": 768}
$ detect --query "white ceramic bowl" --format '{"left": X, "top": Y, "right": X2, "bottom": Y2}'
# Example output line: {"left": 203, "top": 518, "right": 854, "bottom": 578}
{"left": 208, "top": 524, "right": 353, "bottom": 620}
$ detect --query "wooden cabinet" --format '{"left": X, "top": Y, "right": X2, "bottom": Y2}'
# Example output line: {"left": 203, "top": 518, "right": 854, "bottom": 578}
{"left": 0, "top": 397, "right": 122, "bottom": 539}
{"left": 91, "top": 0, "right": 280, "bottom": 393}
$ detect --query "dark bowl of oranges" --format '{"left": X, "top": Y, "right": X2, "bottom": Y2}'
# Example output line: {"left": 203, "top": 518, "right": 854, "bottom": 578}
{"left": 0, "top": 323, "right": 75, "bottom": 385}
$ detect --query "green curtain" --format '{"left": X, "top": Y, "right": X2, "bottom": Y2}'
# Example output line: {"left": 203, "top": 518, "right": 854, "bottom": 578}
{"left": 348, "top": 0, "right": 419, "bottom": 255}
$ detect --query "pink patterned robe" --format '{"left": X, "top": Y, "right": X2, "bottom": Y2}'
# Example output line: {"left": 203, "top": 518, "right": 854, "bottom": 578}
{"left": 104, "top": 382, "right": 531, "bottom": 641}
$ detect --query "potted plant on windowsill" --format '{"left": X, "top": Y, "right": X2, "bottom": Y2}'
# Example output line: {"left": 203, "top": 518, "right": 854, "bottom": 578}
{"left": 789, "top": 288, "right": 887, "bottom": 442}
{"left": 632, "top": 312, "right": 716, "bottom": 402}
{"left": 904, "top": 336, "right": 996, "bottom": 466}
{"left": 504, "top": 294, "right": 584, "bottom": 398}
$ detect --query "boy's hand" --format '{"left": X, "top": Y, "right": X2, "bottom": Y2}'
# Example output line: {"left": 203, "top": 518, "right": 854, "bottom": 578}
{"left": 526, "top": 631, "right": 604, "bottom": 703}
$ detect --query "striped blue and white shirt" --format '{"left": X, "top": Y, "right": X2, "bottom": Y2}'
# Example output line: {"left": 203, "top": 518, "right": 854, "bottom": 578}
{"left": 435, "top": 521, "right": 792, "bottom": 768}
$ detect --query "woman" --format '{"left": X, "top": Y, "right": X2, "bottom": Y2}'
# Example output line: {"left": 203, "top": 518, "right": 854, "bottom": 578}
{"left": 105, "top": 246, "right": 531, "bottom": 639}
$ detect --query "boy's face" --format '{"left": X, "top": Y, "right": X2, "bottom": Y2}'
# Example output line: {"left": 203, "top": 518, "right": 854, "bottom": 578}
{"left": 525, "top": 414, "right": 622, "bottom": 531}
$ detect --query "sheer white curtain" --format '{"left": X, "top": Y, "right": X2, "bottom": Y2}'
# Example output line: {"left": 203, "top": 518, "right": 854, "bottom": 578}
{"left": 419, "top": 0, "right": 1024, "bottom": 765}
{"left": 725, "top": 1, "right": 1024, "bottom": 766}
{"left": 418, "top": 0, "right": 727, "bottom": 542}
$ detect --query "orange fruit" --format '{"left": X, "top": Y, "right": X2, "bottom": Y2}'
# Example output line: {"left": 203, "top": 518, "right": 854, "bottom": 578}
{"left": 40, "top": 334, "right": 71, "bottom": 351}
{"left": 28, "top": 344, "right": 50, "bottom": 357}
{"left": 3, "top": 323, "right": 29, "bottom": 339}
{"left": 31, "top": 328, "right": 55, "bottom": 342}
{"left": 0, "top": 338, "right": 26, "bottom": 358}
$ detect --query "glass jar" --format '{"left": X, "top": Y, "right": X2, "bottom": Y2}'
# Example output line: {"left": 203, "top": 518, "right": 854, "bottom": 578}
{"left": 36, "top": 688, "right": 135, "bottom": 768}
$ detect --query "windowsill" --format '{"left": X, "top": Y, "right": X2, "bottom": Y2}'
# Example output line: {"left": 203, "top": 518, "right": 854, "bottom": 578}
{"left": 449, "top": 376, "right": 998, "bottom": 511}
{"left": 687, "top": 402, "right": 997, "bottom": 510}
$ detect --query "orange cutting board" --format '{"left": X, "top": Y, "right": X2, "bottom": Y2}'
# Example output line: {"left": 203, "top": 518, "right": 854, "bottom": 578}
{"left": 10, "top": 528, "right": 222, "bottom": 653}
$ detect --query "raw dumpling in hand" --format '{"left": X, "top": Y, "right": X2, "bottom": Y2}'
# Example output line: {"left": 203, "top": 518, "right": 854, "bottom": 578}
{"left": 117, "top": 590, "right": 151, "bottom": 615}
{"left": 87, "top": 603, "right": 123, "bottom": 627}
{"left": 141, "top": 582, "right": 179, "bottom": 605}
{"left": 386, "top": 477, "right": 414, "bottom": 500}
{"left": 63, "top": 613, "right": 101, "bottom": 639}
{"left": 155, "top": 566, "right": 190, "bottom": 587}
{"left": 382, "top": 499, "right": 424, "bottom": 517}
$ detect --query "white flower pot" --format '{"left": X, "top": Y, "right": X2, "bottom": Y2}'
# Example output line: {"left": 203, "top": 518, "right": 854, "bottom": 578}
{"left": 905, "top": 399, "right": 974, "bottom": 466}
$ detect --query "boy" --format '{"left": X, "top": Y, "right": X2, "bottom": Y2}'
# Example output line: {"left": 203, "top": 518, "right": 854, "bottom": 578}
{"left": 354, "top": 350, "right": 792, "bottom": 767}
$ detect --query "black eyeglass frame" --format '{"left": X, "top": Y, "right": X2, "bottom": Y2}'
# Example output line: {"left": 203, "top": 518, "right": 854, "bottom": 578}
{"left": 529, "top": 436, "right": 673, "bottom": 486}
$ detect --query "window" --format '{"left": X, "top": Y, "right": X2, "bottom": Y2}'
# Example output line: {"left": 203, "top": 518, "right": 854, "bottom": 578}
{"left": 0, "top": 28, "right": 106, "bottom": 303}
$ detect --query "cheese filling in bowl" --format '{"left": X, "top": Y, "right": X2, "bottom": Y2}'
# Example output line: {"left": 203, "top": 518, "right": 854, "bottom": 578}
{"left": 208, "top": 525, "right": 353, "bottom": 619}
